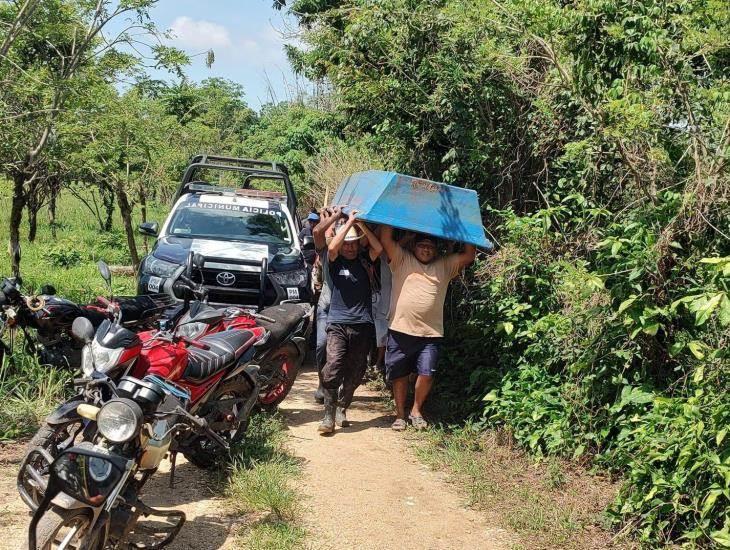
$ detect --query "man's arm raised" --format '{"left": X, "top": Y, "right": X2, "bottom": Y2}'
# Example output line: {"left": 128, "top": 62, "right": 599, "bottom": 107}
{"left": 313, "top": 206, "right": 341, "bottom": 251}
{"left": 454, "top": 243, "right": 477, "bottom": 271}
{"left": 357, "top": 222, "right": 383, "bottom": 262}
{"left": 328, "top": 209, "right": 358, "bottom": 262}
{"left": 380, "top": 224, "right": 401, "bottom": 263}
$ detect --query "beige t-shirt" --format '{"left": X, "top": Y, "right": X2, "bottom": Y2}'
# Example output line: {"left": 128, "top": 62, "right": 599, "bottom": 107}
{"left": 387, "top": 246, "right": 462, "bottom": 338}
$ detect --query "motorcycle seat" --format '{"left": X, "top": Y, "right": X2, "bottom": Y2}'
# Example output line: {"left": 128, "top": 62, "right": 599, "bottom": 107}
{"left": 184, "top": 330, "right": 256, "bottom": 380}
{"left": 256, "top": 303, "right": 305, "bottom": 348}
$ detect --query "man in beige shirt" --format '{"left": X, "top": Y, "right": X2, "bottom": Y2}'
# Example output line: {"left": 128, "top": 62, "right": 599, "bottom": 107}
{"left": 380, "top": 226, "right": 476, "bottom": 430}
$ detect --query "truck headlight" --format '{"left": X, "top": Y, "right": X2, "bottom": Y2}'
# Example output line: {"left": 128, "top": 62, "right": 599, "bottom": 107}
{"left": 97, "top": 399, "right": 143, "bottom": 443}
{"left": 269, "top": 268, "right": 308, "bottom": 287}
{"left": 141, "top": 256, "right": 180, "bottom": 278}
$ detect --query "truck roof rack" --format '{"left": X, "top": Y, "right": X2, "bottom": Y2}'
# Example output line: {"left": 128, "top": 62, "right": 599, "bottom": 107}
{"left": 174, "top": 155, "right": 298, "bottom": 222}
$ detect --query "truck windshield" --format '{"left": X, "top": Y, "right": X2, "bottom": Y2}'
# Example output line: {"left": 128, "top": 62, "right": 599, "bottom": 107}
{"left": 168, "top": 204, "right": 292, "bottom": 245}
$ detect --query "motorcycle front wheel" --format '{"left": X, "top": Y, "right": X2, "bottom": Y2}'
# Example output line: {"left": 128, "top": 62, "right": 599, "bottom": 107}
{"left": 18, "top": 420, "right": 86, "bottom": 510}
{"left": 24, "top": 506, "right": 103, "bottom": 550}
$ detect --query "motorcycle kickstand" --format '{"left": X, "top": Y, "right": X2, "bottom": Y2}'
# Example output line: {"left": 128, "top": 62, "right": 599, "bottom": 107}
{"left": 169, "top": 451, "right": 177, "bottom": 489}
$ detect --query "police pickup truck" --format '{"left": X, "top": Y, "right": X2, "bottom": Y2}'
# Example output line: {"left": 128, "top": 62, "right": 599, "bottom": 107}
{"left": 136, "top": 156, "right": 312, "bottom": 309}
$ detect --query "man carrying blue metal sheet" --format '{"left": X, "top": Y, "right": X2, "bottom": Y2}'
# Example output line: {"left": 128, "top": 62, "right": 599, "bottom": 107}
{"left": 318, "top": 209, "right": 383, "bottom": 434}
{"left": 380, "top": 226, "right": 476, "bottom": 430}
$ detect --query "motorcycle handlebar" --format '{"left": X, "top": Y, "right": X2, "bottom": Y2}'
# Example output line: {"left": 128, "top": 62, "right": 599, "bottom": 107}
{"left": 96, "top": 296, "right": 111, "bottom": 307}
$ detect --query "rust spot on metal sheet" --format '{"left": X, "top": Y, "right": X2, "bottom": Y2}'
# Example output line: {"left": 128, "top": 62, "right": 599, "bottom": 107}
{"left": 410, "top": 178, "right": 440, "bottom": 192}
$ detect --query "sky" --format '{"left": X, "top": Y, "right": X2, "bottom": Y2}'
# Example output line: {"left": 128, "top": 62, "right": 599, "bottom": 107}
{"left": 107, "top": 0, "right": 306, "bottom": 111}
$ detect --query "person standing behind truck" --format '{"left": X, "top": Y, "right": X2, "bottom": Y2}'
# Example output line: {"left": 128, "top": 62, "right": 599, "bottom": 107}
{"left": 318, "top": 210, "right": 383, "bottom": 434}
{"left": 380, "top": 226, "right": 476, "bottom": 431}
{"left": 311, "top": 206, "right": 342, "bottom": 403}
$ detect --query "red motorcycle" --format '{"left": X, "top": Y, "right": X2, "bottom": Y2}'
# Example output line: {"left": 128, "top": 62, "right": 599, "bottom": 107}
{"left": 18, "top": 256, "right": 312, "bottom": 509}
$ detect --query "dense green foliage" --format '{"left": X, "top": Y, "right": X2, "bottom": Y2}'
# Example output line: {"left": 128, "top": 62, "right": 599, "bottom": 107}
{"left": 279, "top": 0, "right": 730, "bottom": 545}
{"left": 1, "top": 0, "right": 728, "bottom": 546}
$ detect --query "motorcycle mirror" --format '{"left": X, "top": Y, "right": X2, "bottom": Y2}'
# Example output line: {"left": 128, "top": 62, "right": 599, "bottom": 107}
{"left": 185, "top": 251, "right": 194, "bottom": 279}
{"left": 192, "top": 253, "right": 205, "bottom": 269}
{"left": 71, "top": 317, "right": 95, "bottom": 344}
{"left": 97, "top": 260, "right": 112, "bottom": 286}
{"left": 40, "top": 284, "right": 56, "bottom": 296}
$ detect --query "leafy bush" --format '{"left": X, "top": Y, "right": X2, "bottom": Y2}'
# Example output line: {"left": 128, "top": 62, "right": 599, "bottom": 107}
{"left": 0, "top": 352, "right": 72, "bottom": 440}
{"left": 42, "top": 242, "right": 83, "bottom": 268}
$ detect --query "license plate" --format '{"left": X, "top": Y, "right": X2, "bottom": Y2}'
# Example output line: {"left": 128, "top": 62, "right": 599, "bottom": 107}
{"left": 147, "top": 276, "right": 162, "bottom": 293}
{"left": 287, "top": 287, "right": 300, "bottom": 300}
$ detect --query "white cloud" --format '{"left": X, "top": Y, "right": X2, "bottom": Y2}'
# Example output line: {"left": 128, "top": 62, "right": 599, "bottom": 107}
{"left": 170, "top": 16, "right": 232, "bottom": 50}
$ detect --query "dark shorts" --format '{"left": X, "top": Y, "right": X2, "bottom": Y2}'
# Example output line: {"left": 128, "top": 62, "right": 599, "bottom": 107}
{"left": 385, "top": 330, "right": 441, "bottom": 380}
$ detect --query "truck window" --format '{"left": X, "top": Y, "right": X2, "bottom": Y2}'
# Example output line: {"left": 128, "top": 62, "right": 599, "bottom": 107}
{"left": 168, "top": 203, "right": 292, "bottom": 245}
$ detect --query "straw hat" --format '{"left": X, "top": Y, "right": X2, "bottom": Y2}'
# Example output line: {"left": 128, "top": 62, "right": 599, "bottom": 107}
{"left": 337, "top": 224, "right": 362, "bottom": 242}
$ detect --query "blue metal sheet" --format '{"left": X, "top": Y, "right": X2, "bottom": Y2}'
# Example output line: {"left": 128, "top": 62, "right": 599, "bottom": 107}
{"left": 331, "top": 171, "right": 492, "bottom": 249}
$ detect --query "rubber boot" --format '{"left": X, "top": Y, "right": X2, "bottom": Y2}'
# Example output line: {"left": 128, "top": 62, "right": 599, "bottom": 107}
{"left": 335, "top": 406, "right": 350, "bottom": 428}
{"left": 314, "top": 383, "right": 325, "bottom": 405}
{"left": 318, "top": 390, "right": 336, "bottom": 434}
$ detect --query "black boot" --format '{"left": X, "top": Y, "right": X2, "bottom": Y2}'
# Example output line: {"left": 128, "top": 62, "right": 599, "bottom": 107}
{"left": 318, "top": 389, "right": 336, "bottom": 434}
{"left": 335, "top": 406, "right": 350, "bottom": 428}
{"left": 314, "top": 384, "right": 325, "bottom": 404}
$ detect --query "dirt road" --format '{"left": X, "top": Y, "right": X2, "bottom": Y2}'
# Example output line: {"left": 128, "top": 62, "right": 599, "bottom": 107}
{"left": 278, "top": 368, "right": 514, "bottom": 549}
{"left": 0, "top": 367, "right": 513, "bottom": 549}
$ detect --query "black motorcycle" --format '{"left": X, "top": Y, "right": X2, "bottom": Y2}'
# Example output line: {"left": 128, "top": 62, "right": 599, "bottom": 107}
{"left": 0, "top": 258, "right": 174, "bottom": 369}
{"left": 26, "top": 374, "right": 233, "bottom": 550}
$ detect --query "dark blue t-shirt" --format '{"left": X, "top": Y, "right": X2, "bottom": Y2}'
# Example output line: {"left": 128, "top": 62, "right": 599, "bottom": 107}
{"left": 327, "top": 253, "right": 373, "bottom": 325}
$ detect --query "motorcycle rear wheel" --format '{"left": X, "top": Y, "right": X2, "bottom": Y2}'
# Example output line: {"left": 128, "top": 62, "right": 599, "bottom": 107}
{"left": 184, "top": 378, "right": 254, "bottom": 469}
{"left": 24, "top": 506, "right": 102, "bottom": 550}
{"left": 257, "top": 342, "right": 300, "bottom": 412}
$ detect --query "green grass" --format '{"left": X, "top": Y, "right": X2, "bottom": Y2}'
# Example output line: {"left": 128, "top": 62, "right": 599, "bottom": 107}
{"left": 412, "top": 423, "right": 627, "bottom": 549}
{"left": 238, "top": 520, "right": 307, "bottom": 550}
{"left": 0, "top": 180, "right": 170, "bottom": 302}
{"left": 0, "top": 181, "right": 170, "bottom": 440}
{"left": 225, "top": 413, "right": 306, "bottom": 549}
{"left": 0, "top": 352, "right": 71, "bottom": 440}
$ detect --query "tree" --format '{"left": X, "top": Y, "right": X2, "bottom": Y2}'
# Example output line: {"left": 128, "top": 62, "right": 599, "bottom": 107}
{"left": 0, "top": 0, "right": 178, "bottom": 273}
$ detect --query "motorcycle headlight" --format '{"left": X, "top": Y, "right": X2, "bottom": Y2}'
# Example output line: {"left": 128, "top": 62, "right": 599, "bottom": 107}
{"left": 97, "top": 399, "right": 143, "bottom": 443}
{"left": 269, "top": 268, "right": 308, "bottom": 287}
{"left": 91, "top": 339, "right": 125, "bottom": 373}
{"left": 80, "top": 345, "right": 94, "bottom": 377}
{"left": 142, "top": 256, "right": 180, "bottom": 278}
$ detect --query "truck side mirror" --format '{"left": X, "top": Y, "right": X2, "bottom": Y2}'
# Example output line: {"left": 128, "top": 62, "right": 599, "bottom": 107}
{"left": 138, "top": 222, "right": 159, "bottom": 237}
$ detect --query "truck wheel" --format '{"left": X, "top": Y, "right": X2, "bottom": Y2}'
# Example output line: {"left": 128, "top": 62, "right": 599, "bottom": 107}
{"left": 257, "top": 342, "right": 300, "bottom": 412}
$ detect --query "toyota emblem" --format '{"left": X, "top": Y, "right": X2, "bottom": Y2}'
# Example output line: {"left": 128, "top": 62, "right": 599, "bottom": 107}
{"left": 216, "top": 271, "right": 236, "bottom": 286}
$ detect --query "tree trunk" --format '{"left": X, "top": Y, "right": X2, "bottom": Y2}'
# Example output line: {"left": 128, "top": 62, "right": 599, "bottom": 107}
{"left": 115, "top": 183, "right": 139, "bottom": 268}
{"left": 48, "top": 177, "right": 60, "bottom": 239}
{"left": 102, "top": 184, "right": 115, "bottom": 232}
{"left": 27, "top": 207, "right": 38, "bottom": 242}
{"left": 9, "top": 172, "right": 26, "bottom": 277}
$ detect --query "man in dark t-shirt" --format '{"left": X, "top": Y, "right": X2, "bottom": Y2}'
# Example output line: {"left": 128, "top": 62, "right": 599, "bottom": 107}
{"left": 319, "top": 209, "right": 382, "bottom": 434}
